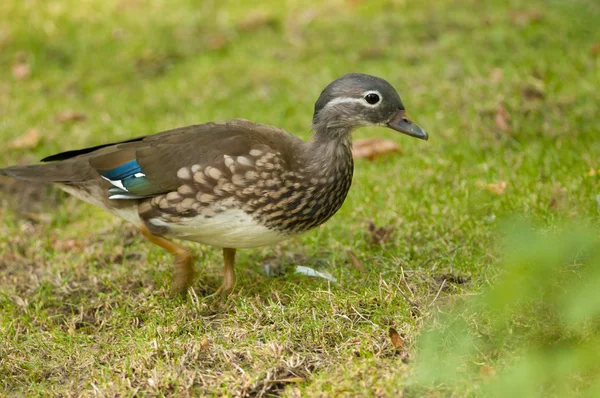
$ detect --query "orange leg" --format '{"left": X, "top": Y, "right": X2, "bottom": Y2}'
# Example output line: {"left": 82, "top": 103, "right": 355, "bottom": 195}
{"left": 140, "top": 224, "right": 195, "bottom": 293}
{"left": 215, "top": 248, "right": 236, "bottom": 295}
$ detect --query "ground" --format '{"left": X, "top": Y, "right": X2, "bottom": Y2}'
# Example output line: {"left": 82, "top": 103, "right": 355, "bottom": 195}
{"left": 0, "top": 0, "right": 599, "bottom": 396}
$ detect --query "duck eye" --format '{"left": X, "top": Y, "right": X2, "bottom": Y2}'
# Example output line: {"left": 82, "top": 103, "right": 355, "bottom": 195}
{"left": 364, "top": 93, "right": 380, "bottom": 105}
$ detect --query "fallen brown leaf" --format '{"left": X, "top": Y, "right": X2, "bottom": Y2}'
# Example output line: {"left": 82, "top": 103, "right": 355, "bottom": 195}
{"left": 359, "top": 47, "right": 385, "bottom": 60}
{"left": 12, "top": 62, "right": 30, "bottom": 80}
{"left": 489, "top": 68, "right": 503, "bottom": 83}
{"left": 353, "top": 138, "right": 401, "bottom": 160}
{"left": 389, "top": 327, "right": 404, "bottom": 350}
{"left": 52, "top": 239, "right": 84, "bottom": 253}
{"left": 9, "top": 128, "right": 41, "bottom": 149}
{"left": 509, "top": 9, "right": 544, "bottom": 26}
{"left": 549, "top": 186, "right": 566, "bottom": 212}
{"left": 112, "top": 28, "right": 125, "bottom": 40}
{"left": 116, "top": 0, "right": 141, "bottom": 10}
{"left": 367, "top": 221, "right": 395, "bottom": 246}
{"left": 346, "top": 250, "right": 365, "bottom": 273}
{"left": 237, "top": 11, "right": 277, "bottom": 32}
{"left": 592, "top": 43, "right": 600, "bottom": 57}
{"left": 12, "top": 52, "right": 30, "bottom": 80}
{"left": 476, "top": 180, "right": 508, "bottom": 195}
{"left": 521, "top": 84, "right": 545, "bottom": 101}
{"left": 285, "top": 8, "right": 318, "bottom": 46}
{"left": 206, "top": 33, "right": 229, "bottom": 51}
{"left": 200, "top": 335, "right": 210, "bottom": 350}
{"left": 56, "top": 111, "right": 87, "bottom": 124}
{"left": 480, "top": 364, "right": 497, "bottom": 379}
{"left": 494, "top": 103, "right": 511, "bottom": 132}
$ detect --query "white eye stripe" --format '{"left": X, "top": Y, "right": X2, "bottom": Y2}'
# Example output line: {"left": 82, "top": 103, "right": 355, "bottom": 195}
{"left": 323, "top": 97, "right": 365, "bottom": 107}
{"left": 323, "top": 90, "right": 383, "bottom": 109}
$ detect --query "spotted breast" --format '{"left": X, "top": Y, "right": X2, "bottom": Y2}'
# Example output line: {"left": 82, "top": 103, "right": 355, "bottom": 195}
{"left": 136, "top": 136, "right": 354, "bottom": 248}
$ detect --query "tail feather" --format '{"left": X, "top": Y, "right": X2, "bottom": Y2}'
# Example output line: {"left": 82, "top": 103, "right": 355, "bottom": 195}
{"left": 1, "top": 162, "right": 141, "bottom": 225}
{"left": 0, "top": 160, "right": 97, "bottom": 182}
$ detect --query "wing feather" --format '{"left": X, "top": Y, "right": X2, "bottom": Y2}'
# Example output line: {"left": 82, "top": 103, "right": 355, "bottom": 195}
{"left": 3, "top": 119, "right": 303, "bottom": 200}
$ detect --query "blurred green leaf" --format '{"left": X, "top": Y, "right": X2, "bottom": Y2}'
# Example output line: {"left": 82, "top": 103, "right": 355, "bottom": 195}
{"left": 415, "top": 221, "right": 600, "bottom": 396}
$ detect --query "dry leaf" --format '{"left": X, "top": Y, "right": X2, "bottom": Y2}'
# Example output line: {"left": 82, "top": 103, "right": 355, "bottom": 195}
{"left": 592, "top": 43, "right": 600, "bottom": 57}
{"left": 9, "top": 128, "right": 41, "bottom": 149}
{"left": 117, "top": 0, "right": 141, "bottom": 10}
{"left": 52, "top": 239, "right": 84, "bottom": 252}
{"left": 56, "top": 111, "right": 86, "bottom": 124}
{"left": 12, "top": 52, "right": 30, "bottom": 80}
{"left": 346, "top": 250, "right": 365, "bottom": 273}
{"left": 237, "top": 11, "right": 277, "bottom": 32}
{"left": 200, "top": 335, "right": 210, "bottom": 350}
{"left": 389, "top": 327, "right": 404, "bottom": 350}
{"left": 480, "top": 364, "right": 496, "bottom": 379}
{"left": 206, "top": 33, "right": 229, "bottom": 51}
{"left": 359, "top": 47, "right": 385, "bottom": 60}
{"left": 489, "top": 68, "right": 503, "bottom": 83}
{"left": 12, "top": 62, "right": 30, "bottom": 80}
{"left": 521, "top": 84, "right": 545, "bottom": 101}
{"left": 285, "top": 8, "right": 318, "bottom": 46}
{"left": 509, "top": 9, "right": 544, "bottom": 26}
{"left": 12, "top": 295, "right": 28, "bottom": 308}
{"left": 549, "top": 186, "right": 566, "bottom": 212}
{"left": 494, "top": 103, "right": 511, "bottom": 132}
{"left": 353, "top": 138, "right": 401, "bottom": 160}
{"left": 476, "top": 180, "right": 508, "bottom": 195}
{"left": 367, "top": 221, "right": 395, "bottom": 246}
{"left": 112, "top": 28, "right": 125, "bottom": 40}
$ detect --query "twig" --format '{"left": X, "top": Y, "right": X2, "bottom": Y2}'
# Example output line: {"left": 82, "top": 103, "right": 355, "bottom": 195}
{"left": 430, "top": 279, "right": 447, "bottom": 307}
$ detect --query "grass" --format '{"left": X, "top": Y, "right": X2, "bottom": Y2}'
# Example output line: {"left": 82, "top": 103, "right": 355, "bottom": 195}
{"left": 0, "top": 0, "right": 599, "bottom": 396}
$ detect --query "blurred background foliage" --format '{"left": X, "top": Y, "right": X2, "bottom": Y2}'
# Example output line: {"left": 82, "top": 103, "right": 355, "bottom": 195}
{"left": 415, "top": 223, "right": 600, "bottom": 396}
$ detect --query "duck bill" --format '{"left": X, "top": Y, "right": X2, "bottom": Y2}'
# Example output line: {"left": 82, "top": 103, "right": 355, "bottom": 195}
{"left": 387, "top": 109, "right": 428, "bottom": 141}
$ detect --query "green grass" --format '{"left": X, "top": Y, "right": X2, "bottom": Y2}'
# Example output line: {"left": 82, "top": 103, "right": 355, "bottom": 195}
{"left": 1, "top": 0, "right": 599, "bottom": 396}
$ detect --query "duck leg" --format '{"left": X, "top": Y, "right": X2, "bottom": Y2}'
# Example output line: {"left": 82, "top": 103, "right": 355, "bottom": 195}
{"left": 140, "top": 224, "right": 195, "bottom": 293}
{"left": 214, "top": 248, "right": 236, "bottom": 295}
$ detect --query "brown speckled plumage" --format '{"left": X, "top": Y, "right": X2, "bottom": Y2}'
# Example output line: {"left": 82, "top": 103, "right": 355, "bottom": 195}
{"left": 139, "top": 128, "right": 354, "bottom": 237}
{"left": 1, "top": 73, "right": 428, "bottom": 295}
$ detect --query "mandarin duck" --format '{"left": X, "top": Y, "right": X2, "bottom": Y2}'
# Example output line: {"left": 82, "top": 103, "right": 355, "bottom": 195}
{"left": 1, "top": 73, "right": 428, "bottom": 295}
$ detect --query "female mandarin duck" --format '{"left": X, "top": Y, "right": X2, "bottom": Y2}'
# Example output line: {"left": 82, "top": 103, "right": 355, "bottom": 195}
{"left": 1, "top": 73, "right": 428, "bottom": 295}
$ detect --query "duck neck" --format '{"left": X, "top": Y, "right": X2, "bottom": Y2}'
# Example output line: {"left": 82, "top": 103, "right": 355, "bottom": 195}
{"left": 305, "top": 127, "right": 354, "bottom": 178}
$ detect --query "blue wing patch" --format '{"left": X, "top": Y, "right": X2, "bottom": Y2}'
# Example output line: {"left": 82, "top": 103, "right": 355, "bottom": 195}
{"left": 100, "top": 160, "right": 142, "bottom": 180}
{"left": 98, "top": 159, "right": 164, "bottom": 200}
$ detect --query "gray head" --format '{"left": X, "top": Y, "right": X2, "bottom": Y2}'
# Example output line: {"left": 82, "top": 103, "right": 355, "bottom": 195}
{"left": 312, "top": 73, "right": 427, "bottom": 141}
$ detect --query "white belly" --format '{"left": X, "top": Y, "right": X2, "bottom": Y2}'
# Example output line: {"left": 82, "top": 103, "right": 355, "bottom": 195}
{"left": 148, "top": 209, "right": 290, "bottom": 248}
